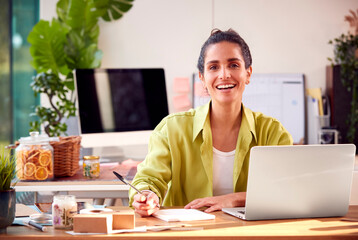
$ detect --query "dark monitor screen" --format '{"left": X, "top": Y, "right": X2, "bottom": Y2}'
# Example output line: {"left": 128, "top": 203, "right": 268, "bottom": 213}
{"left": 75, "top": 68, "right": 169, "bottom": 134}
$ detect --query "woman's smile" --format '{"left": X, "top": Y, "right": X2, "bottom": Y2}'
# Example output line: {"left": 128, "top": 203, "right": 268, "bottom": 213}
{"left": 216, "top": 83, "right": 236, "bottom": 90}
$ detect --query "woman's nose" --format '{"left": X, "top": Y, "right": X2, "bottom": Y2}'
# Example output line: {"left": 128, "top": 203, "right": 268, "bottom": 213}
{"left": 219, "top": 68, "right": 231, "bottom": 79}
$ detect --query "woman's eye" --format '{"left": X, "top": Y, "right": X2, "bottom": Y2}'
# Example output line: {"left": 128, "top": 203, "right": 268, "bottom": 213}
{"left": 230, "top": 63, "right": 240, "bottom": 68}
{"left": 209, "top": 65, "right": 218, "bottom": 70}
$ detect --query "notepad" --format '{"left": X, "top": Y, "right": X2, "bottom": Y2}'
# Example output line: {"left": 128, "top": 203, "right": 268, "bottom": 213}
{"left": 153, "top": 209, "right": 215, "bottom": 222}
{"left": 15, "top": 204, "right": 40, "bottom": 217}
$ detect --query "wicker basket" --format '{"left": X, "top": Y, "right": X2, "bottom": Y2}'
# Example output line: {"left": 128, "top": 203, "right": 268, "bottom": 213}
{"left": 50, "top": 136, "right": 81, "bottom": 177}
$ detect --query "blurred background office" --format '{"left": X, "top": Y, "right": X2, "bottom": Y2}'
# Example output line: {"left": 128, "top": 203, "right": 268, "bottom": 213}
{"left": 0, "top": 0, "right": 357, "bottom": 146}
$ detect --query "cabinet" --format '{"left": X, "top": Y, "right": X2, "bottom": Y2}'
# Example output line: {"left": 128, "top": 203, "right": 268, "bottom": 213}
{"left": 326, "top": 65, "right": 358, "bottom": 147}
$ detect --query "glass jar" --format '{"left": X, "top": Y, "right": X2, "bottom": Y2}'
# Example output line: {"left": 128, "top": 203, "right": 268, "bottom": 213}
{"left": 52, "top": 195, "right": 77, "bottom": 229}
{"left": 15, "top": 132, "right": 57, "bottom": 181}
{"left": 83, "top": 155, "right": 100, "bottom": 178}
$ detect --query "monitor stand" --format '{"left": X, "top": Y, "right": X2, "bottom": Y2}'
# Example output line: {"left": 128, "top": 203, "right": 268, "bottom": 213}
{"left": 83, "top": 144, "right": 148, "bottom": 163}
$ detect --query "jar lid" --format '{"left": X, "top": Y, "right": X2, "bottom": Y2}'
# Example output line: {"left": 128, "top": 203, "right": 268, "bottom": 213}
{"left": 83, "top": 155, "right": 100, "bottom": 160}
{"left": 18, "top": 131, "right": 59, "bottom": 145}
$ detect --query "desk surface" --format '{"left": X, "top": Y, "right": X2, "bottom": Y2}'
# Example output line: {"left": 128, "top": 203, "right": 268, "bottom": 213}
{"left": 1, "top": 206, "right": 358, "bottom": 240}
{"left": 13, "top": 162, "right": 137, "bottom": 201}
{"left": 14, "top": 162, "right": 134, "bottom": 191}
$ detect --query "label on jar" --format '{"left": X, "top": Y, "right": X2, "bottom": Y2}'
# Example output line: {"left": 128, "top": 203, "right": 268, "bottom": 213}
{"left": 83, "top": 160, "right": 100, "bottom": 178}
{"left": 52, "top": 195, "right": 77, "bottom": 229}
{"left": 16, "top": 146, "right": 54, "bottom": 181}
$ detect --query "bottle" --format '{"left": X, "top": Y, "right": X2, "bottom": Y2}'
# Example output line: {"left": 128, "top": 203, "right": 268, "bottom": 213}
{"left": 52, "top": 195, "right": 77, "bottom": 229}
{"left": 83, "top": 155, "right": 100, "bottom": 178}
{"left": 15, "top": 132, "right": 56, "bottom": 181}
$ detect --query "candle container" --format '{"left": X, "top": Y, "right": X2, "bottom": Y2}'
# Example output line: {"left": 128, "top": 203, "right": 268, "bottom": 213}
{"left": 52, "top": 195, "right": 77, "bottom": 229}
{"left": 83, "top": 155, "right": 100, "bottom": 178}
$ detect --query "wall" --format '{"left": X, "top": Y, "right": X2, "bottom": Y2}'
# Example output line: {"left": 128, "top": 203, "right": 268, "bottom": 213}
{"left": 40, "top": 0, "right": 358, "bottom": 205}
{"left": 40, "top": 0, "right": 357, "bottom": 113}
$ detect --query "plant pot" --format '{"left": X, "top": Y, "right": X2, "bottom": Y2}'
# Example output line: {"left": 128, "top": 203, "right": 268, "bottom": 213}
{"left": 0, "top": 188, "right": 16, "bottom": 233}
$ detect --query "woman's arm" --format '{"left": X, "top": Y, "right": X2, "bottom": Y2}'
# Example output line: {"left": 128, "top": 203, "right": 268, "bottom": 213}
{"left": 128, "top": 119, "right": 172, "bottom": 213}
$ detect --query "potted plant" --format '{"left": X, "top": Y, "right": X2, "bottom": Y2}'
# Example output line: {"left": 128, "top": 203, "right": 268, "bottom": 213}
{"left": 328, "top": 9, "right": 358, "bottom": 143}
{"left": 0, "top": 146, "right": 17, "bottom": 233}
{"left": 27, "top": 0, "right": 134, "bottom": 137}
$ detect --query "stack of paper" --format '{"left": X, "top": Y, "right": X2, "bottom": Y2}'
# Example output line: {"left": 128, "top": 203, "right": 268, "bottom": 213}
{"left": 153, "top": 209, "right": 215, "bottom": 222}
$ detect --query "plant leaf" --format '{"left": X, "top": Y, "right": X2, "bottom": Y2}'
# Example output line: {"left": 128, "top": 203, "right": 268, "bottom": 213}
{"left": 27, "top": 19, "right": 70, "bottom": 75}
{"left": 58, "top": 0, "right": 101, "bottom": 41}
{"left": 94, "top": 0, "right": 134, "bottom": 22}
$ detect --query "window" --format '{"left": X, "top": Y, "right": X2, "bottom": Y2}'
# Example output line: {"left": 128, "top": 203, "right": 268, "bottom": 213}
{"left": 0, "top": 0, "right": 39, "bottom": 145}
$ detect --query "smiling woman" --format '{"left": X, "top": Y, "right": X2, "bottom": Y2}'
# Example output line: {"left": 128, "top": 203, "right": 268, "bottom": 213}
{"left": 127, "top": 28, "right": 293, "bottom": 217}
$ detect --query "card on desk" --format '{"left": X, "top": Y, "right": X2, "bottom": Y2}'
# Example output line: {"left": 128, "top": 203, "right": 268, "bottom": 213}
{"left": 15, "top": 204, "right": 39, "bottom": 217}
{"left": 153, "top": 209, "right": 215, "bottom": 222}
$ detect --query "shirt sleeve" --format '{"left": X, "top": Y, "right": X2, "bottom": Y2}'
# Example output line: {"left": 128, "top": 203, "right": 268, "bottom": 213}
{"left": 128, "top": 119, "right": 172, "bottom": 206}
{"left": 255, "top": 114, "right": 293, "bottom": 146}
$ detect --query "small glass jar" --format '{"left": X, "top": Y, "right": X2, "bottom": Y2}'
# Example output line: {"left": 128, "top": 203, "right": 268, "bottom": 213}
{"left": 15, "top": 132, "right": 56, "bottom": 181}
{"left": 83, "top": 155, "right": 100, "bottom": 178}
{"left": 52, "top": 195, "right": 77, "bottom": 229}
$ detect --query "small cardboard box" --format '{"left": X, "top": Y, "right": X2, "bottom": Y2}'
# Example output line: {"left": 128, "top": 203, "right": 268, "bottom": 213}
{"left": 112, "top": 208, "right": 135, "bottom": 230}
{"left": 73, "top": 214, "right": 113, "bottom": 233}
{"left": 73, "top": 208, "right": 135, "bottom": 233}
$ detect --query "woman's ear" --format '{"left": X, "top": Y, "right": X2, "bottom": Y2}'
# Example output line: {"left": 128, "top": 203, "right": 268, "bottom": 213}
{"left": 199, "top": 71, "right": 206, "bottom": 88}
{"left": 245, "top": 66, "right": 252, "bottom": 85}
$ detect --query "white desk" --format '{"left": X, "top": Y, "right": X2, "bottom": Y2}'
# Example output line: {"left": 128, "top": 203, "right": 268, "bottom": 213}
{"left": 14, "top": 162, "right": 133, "bottom": 205}
{"left": 14, "top": 156, "right": 358, "bottom": 206}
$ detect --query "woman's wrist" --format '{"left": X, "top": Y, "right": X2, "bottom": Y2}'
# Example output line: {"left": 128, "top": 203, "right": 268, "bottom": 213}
{"left": 232, "top": 192, "right": 246, "bottom": 207}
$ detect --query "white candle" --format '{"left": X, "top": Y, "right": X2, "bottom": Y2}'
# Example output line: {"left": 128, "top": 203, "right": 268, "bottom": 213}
{"left": 52, "top": 195, "right": 77, "bottom": 229}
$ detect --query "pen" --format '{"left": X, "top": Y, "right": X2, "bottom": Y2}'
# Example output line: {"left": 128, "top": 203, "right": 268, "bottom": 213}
{"left": 113, "top": 171, "right": 160, "bottom": 208}
{"left": 113, "top": 171, "right": 142, "bottom": 194}
{"left": 28, "top": 220, "right": 48, "bottom": 232}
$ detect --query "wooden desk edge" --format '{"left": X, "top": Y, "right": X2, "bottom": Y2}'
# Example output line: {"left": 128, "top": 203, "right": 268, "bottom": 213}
{"left": 1, "top": 206, "right": 358, "bottom": 240}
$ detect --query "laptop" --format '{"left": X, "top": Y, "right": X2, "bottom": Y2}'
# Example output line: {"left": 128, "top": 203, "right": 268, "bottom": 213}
{"left": 222, "top": 144, "right": 356, "bottom": 221}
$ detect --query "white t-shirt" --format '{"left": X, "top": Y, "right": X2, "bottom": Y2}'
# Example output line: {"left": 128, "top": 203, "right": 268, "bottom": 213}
{"left": 212, "top": 147, "right": 235, "bottom": 196}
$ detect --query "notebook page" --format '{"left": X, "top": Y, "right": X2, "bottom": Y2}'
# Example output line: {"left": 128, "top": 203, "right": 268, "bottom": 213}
{"left": 153, "top": 209, "right": 215, "bottom": 222}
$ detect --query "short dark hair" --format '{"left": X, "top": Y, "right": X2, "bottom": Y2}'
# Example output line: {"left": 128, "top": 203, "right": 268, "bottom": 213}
{"left": 197, "top": 28, "right": 252, "bottom": 74}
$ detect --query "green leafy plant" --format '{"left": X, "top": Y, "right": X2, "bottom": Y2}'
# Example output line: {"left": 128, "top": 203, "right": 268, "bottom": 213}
{"left": 28, "top": 0, "right": 134, "bottom": 137}
{"left": 0, "top": 146, "right": 17, "bottom": 191}
{"left": 328, "top": 33, "right": 358, "bottom": 143}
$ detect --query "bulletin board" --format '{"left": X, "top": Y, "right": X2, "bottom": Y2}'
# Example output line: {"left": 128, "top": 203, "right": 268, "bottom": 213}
{"left": 192, "top": 73, "right": 305, "bottom": 144}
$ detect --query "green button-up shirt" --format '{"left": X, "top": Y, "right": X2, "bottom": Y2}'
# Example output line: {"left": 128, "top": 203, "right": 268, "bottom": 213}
{"left": 129, "top": 102, "right": 293, "bottom": 206}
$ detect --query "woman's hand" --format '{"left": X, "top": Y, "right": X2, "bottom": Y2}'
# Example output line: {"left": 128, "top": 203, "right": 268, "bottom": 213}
{"left": 132, "top": 190, "right": 160, "bottom": 217}
{"left": 184, "top": 192, "right": 246, "bottom": 213}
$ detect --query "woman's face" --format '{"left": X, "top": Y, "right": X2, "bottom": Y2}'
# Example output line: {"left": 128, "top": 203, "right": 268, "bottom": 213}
{"left": 199, "top": 41, "right": 252, "bottom": 106}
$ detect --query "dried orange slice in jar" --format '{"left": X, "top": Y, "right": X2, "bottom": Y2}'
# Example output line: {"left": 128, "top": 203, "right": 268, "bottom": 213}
{"left": 16, "top": 166, "right": 24, "bottom": 179}
{"left": 47, "top": 161, "right": 54, "bottom": 178}
{"left": 24, "top": 162, "right": 36, "bottom": 177}
{"left": 39, "top": 152, "right": 51, "bottom": 166}
{"left": 16, "top": 153, "right": 24, "bottom": 168}
{"left": 15, "top": 132, "right": 56, "bottom": 181}
{"left": 35, "top": 167, "right": 48, "bottom": 180}
{"left": 27, "top": 150, "right": 40, "bottom": 164}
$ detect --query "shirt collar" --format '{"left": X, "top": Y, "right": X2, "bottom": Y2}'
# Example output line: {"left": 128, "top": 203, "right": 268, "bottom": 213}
{"left": 192, "top": 101, "right": 211, "bottom": 142}
{"left": 241, "top": 104, "right": 257, "bottom": 144}
{"left": 192, "top": 101, "right": 257, "bottom": 143}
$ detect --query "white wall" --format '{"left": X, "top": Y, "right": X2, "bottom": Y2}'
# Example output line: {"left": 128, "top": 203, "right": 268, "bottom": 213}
{"left": 40, "top": 0, "right": 357, "bottom": 113}
{"left": 40, "top": 0, "right": 358, "bottom": 205}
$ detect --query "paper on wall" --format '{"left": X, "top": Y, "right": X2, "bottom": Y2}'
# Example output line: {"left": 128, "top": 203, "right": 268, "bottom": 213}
{"left": 173, "top": 77, "right": 190, "bottom": 93}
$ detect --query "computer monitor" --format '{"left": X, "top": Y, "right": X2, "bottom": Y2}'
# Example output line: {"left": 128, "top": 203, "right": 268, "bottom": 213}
{"left": 74, "top": 68, "right": 169, "bottom": 149}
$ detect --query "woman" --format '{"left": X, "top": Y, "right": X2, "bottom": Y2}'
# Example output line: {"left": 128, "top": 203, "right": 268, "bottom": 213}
{"left": 129, "top": 29, "right": 293, "bottom": 217}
